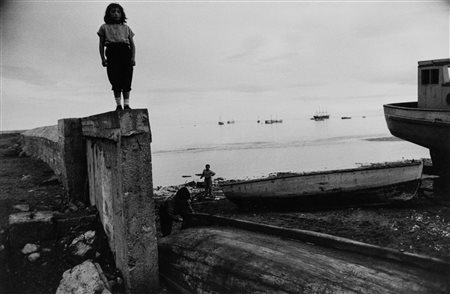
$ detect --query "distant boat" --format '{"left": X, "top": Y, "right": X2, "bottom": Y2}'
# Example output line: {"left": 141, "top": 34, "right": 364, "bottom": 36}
{"left": 220, "top": 160, "right": 423, "bottom": 209}
{"left": 312, "top": 109, "right": 330, "bottom": 121}
{"left": 341, "top": 116, "right": 352, "bottom": 120}
{"left": 227, "top": 120, "right": 235, "bottom": 124}
{"left": 218, "top": 121, "right": 224, "bottom": 125}
{"left": 264, "top": 119, "right": 283, "bottom": 124}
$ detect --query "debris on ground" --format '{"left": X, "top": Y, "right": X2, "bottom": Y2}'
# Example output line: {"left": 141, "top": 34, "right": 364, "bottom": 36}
{"left": 55, "top": 260, "right": 111, "bottom": 294}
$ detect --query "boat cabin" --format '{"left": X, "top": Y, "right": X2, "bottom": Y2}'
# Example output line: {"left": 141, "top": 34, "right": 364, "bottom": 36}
{"left": 418, "top": 58, "right": 450, "bottom": 110}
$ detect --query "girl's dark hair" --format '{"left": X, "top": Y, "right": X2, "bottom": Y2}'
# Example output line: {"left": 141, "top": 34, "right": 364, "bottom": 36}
{"left": 104, "top": 3, "right": 127, "bottom": 24}
{"left": 176, "top": 187, "right": 191, "bottom": 201}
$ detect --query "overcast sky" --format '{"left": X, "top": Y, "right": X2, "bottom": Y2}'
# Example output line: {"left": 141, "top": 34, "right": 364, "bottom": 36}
{"left": 1, "top": 0, "right": 449, "bottom": 130}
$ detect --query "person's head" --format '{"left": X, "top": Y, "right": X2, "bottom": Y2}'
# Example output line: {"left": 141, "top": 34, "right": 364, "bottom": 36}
{"left": 175, "top": 187, "right": 191, "bottom": 201}
{"left": 104, "top": 3, "right": 127, "bottom": 24}
{"left": 205, "top": 164, "right": 210, "bottom": 170}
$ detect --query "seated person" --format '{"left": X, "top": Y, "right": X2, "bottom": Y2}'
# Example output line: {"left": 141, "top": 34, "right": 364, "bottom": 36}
{"left": 158, "top": 187, "right": 194, "bottom": 236}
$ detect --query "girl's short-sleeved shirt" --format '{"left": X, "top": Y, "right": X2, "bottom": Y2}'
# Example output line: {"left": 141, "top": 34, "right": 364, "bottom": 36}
{"left": 97, "top": 23, "right": 135, "bottom": 45}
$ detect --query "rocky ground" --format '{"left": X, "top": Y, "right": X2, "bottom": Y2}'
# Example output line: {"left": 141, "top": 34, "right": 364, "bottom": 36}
{"left": 0, "top": 134, "right": 123, "bottom": 294}
{"left": 2, "top": 132, "right": 450, "bottom": 293}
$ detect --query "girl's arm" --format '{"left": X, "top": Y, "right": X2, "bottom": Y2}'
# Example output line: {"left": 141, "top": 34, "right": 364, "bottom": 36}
{"left": 99, "top": 36, "right": 107, "bottom": 67}
{"left": 129, "top": 36, "right": 136, "bottom": 66}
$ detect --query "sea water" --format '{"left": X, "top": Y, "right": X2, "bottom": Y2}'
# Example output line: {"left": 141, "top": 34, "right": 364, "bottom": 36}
{"left": 150, "top": 113, "right": 429, "bottom": 187}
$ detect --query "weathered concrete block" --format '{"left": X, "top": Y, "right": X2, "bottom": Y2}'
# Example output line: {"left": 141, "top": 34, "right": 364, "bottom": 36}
{"left": 81, "top": 109, "right": 158, "bottom": 293}
{"left": 58, "top": 118, "right": 88, "bottom": 204}
{"left": 81, "top": 110, "right": 151, "bottom": 142}
{"left": 8, "top": 211, "right": 56, "bottom": 248}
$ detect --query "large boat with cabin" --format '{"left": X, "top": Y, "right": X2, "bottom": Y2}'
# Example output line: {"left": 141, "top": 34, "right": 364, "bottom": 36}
{"left": 384, "top": 58, "right": 450, "bottom": 195}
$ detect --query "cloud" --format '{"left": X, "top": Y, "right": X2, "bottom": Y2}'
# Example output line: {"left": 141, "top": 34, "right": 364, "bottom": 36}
{"left": 2, "top": 65, "right": 57, "bottom": 87}
{"left": 226, "top": 36, "right": 266, "bottom": 62}
{"left": 150, "top": 83, "right": 274, "bottom": 94}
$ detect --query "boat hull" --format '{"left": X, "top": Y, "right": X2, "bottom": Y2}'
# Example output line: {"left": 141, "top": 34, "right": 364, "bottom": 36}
{"left": 384, "top": 102, "right": 450, "bottom": 149}
{"left": 221, "top": 161, "right": 423, "bottom": 208}
{"left": 158, "top": 214, "right": 450, "bottom": 294}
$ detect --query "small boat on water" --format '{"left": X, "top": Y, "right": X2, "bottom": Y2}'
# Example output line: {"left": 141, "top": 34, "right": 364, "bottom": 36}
{"left": 220, "top": 160, "right": 423, "bottom": 208}
{"left": 312, "top": 109, "right": 330, "bottom": 121}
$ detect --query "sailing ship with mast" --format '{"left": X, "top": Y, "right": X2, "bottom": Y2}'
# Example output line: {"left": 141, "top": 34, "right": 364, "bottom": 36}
{"left": 312, "top": 108, "right": 330, "bottom": 121}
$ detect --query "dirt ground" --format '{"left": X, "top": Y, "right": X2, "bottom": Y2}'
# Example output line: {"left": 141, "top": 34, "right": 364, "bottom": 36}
{"left": 2, "top": 132, "right": 450, "bottom": 293}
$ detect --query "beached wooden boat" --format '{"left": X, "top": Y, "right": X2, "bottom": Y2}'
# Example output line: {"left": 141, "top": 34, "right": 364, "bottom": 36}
{"left": 159, "top": 214, "right": 450, "bottom": 293}
{"left": 220, "top": 161, "right": 423, "bottom": 208}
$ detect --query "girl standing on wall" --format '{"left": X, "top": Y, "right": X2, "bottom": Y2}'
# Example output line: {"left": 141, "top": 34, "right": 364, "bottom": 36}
{"left": 98, "top": 3, "right": 135, "bottom": 111}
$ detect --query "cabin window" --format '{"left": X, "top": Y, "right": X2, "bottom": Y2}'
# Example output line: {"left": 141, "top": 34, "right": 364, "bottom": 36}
{"left": 421, "top": 69, "right": 439, "bottom": 85}
{"left": 421, "top": 70, "right": 430, "bottom": 84}
{"left": 430, "top": 69, "right": 439, "bottom": 84}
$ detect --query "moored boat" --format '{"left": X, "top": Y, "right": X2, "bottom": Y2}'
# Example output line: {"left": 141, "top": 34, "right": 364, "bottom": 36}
{"left": 220, "top": 160, "right": 423, "bottom": 208}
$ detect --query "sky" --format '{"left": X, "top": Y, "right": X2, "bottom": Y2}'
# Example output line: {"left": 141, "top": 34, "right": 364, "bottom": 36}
{"left": 1, "top": 0, "right": 449, "bottom": 131}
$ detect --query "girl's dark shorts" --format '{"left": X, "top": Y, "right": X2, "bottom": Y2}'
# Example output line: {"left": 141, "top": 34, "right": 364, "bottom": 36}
{"left": 105, "top": 43, "right": 133, "bottom": 92}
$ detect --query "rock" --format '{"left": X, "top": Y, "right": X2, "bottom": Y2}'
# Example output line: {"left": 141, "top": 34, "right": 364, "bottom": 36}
{"left": 13, "top": 204, "right": 30, "bottom": 212}
{"left": 22, "top": 243, "right": 40, "bottom": 255}
{"left": 42, "top": 247, "right": 52, "bottom": 253}
{"left": 21, "top": 175, "right": 31, "bottom": 181}
{"left": 39, "top": 175, "right": 60, "bottom": 186}
{"left": 56, "top": 260, "right": 111, "bottom": 294}
{"left": 0, "top": 245, "right": 5, "bottom": 251}
{"left": 68, "top": 203, "right": 78, "bottom": 212}
{"left": 116, "top": 277, "right": 123, "bottom": 285}
{"left": 75, "top": 201, "right": 86, "bottom": 209}
{"left": 28, "top": 252, "right": 40, "bottom": 262}
{"left": 70, "top": 230, "right": 96, "bottom": 257}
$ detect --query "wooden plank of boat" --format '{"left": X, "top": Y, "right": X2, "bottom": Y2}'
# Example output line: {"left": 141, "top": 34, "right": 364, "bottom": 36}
{"left": 159, "top": 214, "right": 450, "bottom": 294}
{"left": 220, "top": 161, "right": 423, "bottom": 208}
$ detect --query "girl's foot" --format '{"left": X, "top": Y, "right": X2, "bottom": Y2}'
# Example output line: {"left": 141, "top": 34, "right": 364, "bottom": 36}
{"left": 116, "top": 105, "right": 123, "bottom": 111}
{"left": 124, "top": 105, "right": 131, "bottom": 110}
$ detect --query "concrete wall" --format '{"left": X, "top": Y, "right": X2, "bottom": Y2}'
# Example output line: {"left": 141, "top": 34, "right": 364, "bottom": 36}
{"left": 21, "top": 125, "right": 62, "bottom": 175}
{"left": 82, "top": 110, "right": 159, "bottom": 293}
{"left": 21, "top": 120, "right": 87, "bottom": 204}
{"left": 20, "top": 110, "right": 159, "bottom": 293}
